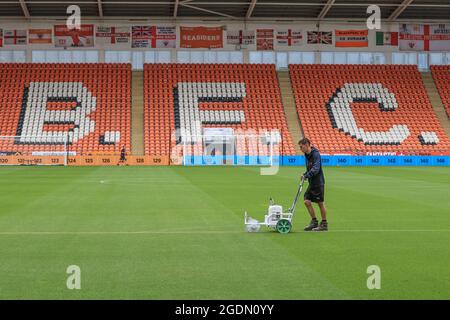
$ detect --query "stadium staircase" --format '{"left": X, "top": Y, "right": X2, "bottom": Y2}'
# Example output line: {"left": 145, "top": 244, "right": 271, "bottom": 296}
{"left": 421, "top": 72, "right": 450, "bottom": 139}
{"left": 277, "top": 71, "right": 303, "bottom": 154}
{"left": 131, "top": 71, "right": 145, "bottom": 155}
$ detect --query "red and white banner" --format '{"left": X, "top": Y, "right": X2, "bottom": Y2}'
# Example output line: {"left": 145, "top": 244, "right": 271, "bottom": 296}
{"left": 256, "top": 29, "right": 274, "bottom": 50}
{"left": 29, "top": 29, "right": 52, "bottom": 44}
{"left": 96, "top": 26, "right": 130, "bottom": 45}
{"left": 307, "top": 31, "right": 333, "bottom": 45}
{"left": 150, "top": 26, "right": 176, "bottom": 48}
{"left": 335, "top": 30, "right": 368, "bottom": 47}
{"left": 54, "top": 24, "right": 94, "bottom": 47}
{"left": 180, "top": 26, "right": 223, "bottom": 48}
{"left": 132, "top": 26, "right": 151, "bottom": 48}
{"left": 4, "top": 29, "right": 27, "bottom": 45}
{"left": 276, "top": 29, "right": 303, "bottom": 46}
{"left": 400, "top": 24, "right": 450, "bottom": 51}
{"left": 226, "top": 30, "right": 255, "bottom": 45}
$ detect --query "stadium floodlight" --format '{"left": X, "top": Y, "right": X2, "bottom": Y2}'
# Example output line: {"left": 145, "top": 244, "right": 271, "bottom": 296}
{"left": 0, "top": 135, "right": 70, "bottom": 166}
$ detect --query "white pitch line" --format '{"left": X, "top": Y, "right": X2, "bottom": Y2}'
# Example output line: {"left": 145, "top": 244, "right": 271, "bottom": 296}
{"left": 0, "top": 229, "right": 448, "bottom": 235}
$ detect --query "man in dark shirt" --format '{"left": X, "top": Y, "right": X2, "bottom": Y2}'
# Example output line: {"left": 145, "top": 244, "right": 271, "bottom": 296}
{"left": 299, "top": 138, "right": 328, "bottom": 231}
{"left": 118, "top": 146, "right": 126, "bottom": 165}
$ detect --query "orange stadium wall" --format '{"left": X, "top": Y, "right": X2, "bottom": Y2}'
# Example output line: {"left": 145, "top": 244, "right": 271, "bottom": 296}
{"left": 0, "top": 156, "right": 170, "bottom": 166}
{"left": 68, "top": 156, "right": 170, "bottom": 166}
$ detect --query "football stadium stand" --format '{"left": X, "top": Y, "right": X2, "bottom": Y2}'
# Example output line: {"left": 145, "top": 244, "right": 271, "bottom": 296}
{"left": 289, "top": 64, "right": 450, "bottom": 155}
{"left": 430, "top": 65, "right": 450, "bottom": 118}
{"left": 144, "top": 63, "right": 296, "bottom": 157}
{"left": 0, "top": 63, "right": 131, "bottom": 155}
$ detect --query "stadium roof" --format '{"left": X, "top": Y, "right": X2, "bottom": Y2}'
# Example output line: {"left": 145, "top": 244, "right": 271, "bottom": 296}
{"left": 0, "top": 0, "right": 449, "bottom": 21}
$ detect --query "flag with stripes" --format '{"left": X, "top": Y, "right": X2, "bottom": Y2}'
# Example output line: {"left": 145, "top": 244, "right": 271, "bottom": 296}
{"left": 429, "top": 24, "right": 450, "bottom": 51}
{"left": 96, "top": 26, "right": 130, "bottom": 45}
{"left": 307, "top": 31, "right": 332, "bottom": 45}
{"left": 132, "top": 26, "right": 151, "bottom": 48}
{"left": 256, "top": 29, "right": 274, "bottom": 50}
{"left": 399, "top": 24, "right": 425, "bottom": 51}
{"left": 150, "top": 26, "right": 176, "bottom": 48}
{"left": 276, "top": 29, "right": 303, "bottom": 46}
{"left": 335, "top": 30, "right": 368, "bottom": 47}
{"left": 54, "top": 24, "right": 94, "bottom": 47}
{"left": 29, "top": 29, "right": 52, "bottom": 44}
{"left": 400, "top": 24, "right": 450, "bottom": 51}
{"left": 226, "top": 30, "right": 255, "bottom": 45}
{"left": 376, "top": 32, "right": 398, "bottom": 46}
{"left": 4, "top": 29, "right": 27, "bottom": 45}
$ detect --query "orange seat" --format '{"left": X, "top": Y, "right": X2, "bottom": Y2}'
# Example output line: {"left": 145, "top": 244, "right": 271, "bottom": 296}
{"left": 0, "top": 63, "right": 131, "bottom": 155}
{"left": 289, "top": 64, "right": 450, "bottom": 155}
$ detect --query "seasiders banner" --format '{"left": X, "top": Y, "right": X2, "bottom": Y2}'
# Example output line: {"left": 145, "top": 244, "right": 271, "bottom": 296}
{"left": 400, "top": 24, "right": 450, "bottom": 51}
{"left": 54, "top": 24, "right": 94, "bottom": 47}
{"left": 180, "top": 26, "right": 223, "bottom": 48}
{"left": 335, "top": 30, "right": 368, "bottom": 47}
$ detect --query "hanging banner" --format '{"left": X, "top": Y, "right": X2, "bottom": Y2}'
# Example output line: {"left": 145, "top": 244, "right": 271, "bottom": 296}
{"left": 0, "top": 29, "right": 3, "bottom": 47}
{"left": 29, "top": 29, "right": 52, "bottom": 44}
{"left": 54, "top": 24, "right": 94, "bottom": 47}
{"left": 376, "top": 31, "right": 398, "bottom": 46}
{"left": 276, "top": 29, "right": 303, "bottom": 46}
{"left": 226, "top": 30, "right": 255, "bottom": 45}
{"left": 400, "top": 24, "right": 450, "bottom": 51}
{"left": 335, "top": 30, "right": 368, "bottom": 47}
{"left": 132, "top": 26, "right": 151, "bottom": 48}
{"left": 151, "top": 26, "right": 176, "bottom": 48}
{"left": 429, "top": 24, "right": 450, "bottom": 51}
{"left": 307, "top": 31, "right": 333, "bottom": 45}
{"left": 96, "top": 26, "right": 130, "bottom": 45}
{"left": 256, "top": 29, "right": 274, "bottom": 50}
{"left": 180, "top": 26, "right": 223, "bottom": 48}
{"left": 4, "top": 29, "right": 27, "bottom": 45}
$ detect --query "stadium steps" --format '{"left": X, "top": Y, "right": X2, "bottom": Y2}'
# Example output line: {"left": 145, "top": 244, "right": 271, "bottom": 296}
{"left": 277, "top": 70, "right": 303, "bottom": 153}
{"left": 131, "top": 71, "right": 145, "bottom": 155}
{"left": 421, "top": 72, "right": 450, "bottom": 139}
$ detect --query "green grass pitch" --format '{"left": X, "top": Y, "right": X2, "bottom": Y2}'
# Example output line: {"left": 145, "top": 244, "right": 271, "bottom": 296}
{"left": 0, "top": 166, "right": 448, "bottom": 299}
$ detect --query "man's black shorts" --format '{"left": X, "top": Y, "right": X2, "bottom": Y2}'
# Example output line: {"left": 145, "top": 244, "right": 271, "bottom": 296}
{"left": 304, "top": 185, "right": 325, "bottom": 203}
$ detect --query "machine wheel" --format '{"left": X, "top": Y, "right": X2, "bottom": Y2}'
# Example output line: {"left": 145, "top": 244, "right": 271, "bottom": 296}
{"left": 276, "top": 219, "right": 292, "bottom": 234}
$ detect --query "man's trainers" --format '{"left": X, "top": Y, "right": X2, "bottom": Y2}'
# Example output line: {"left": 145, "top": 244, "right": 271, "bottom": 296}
{"left": 304, "top": 219, "right": 319, "bottom": 231}
{"left": 312, "top": 221, "right": 328, "bottom": 232}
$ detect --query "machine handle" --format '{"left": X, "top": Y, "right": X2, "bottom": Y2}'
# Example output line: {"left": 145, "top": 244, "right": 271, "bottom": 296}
{"left": 288, "top": 176, "right": 306, "bottom": 214}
